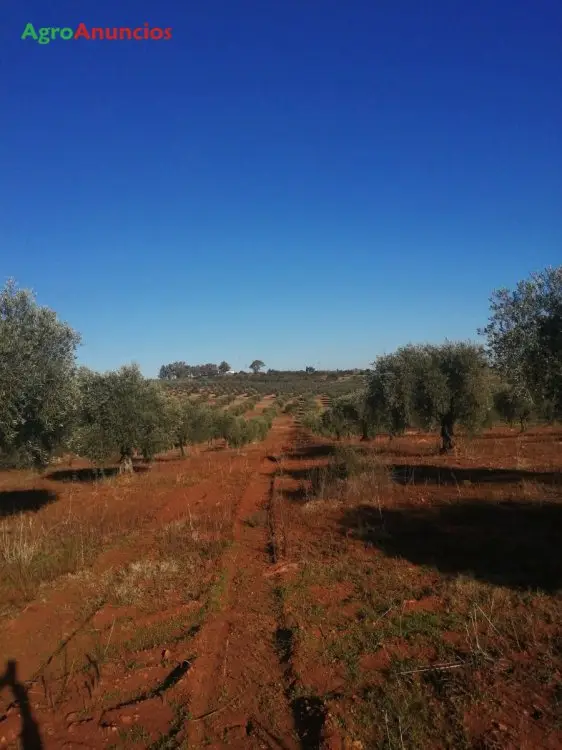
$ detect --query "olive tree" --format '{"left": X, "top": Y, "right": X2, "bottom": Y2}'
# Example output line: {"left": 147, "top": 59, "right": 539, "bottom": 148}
{"left": 415, "top": 342, "right": 492, "bottom": 450}
{"left": 366, "top": 350, "right": 418, "bottom": 438}
{"left": 169, "top": 399, "right": 217, "bottom": 456}
{"left": 366, "top": 342, "right": 492, "bottom": 452}
{"left": 346, "top": 389, "right": 377, "bottom": 440}
{"left": 74, "top": 364, "right": 172, "bottom": 471}
{"left": 224, "top": 416, "right": 270, "bottom": 449}
{"left": 137, "top": 386, "right": 174, "bottom": 462}
{"left": 493, "top": 383, "right": 534, "bottom": 431}
{"left": 224, "top": 416, "right": 248, "bottom": 449}
{"left": 480, "top": 266, "right": 562, "bottom": 418}
{"left": 320, "top": 393, "right": 373, "bottom": 440}
{"left": 0, "top": 279, "right": 80, "bottom": 468}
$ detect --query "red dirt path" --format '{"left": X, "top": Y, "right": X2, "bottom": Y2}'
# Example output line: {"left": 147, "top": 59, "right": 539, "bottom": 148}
{"left": 0, "top": 417, "right": 307, "bottom": 749}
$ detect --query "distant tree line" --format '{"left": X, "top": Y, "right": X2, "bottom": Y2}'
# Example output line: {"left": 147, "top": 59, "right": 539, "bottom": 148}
{"left": 159, "top": 359, "right": 363, "bottom": 380}
{"left": 159, "top": 360, "right": 232, "bottom": 379}
{"left": 158, "top": 360, "right": 270, "bottom": 378}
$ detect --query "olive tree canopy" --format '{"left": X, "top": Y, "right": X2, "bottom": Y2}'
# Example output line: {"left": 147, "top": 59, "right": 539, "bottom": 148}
{"left": 0, "top": 279, "right": 80, "bottom": 468}
{"left": 73, "top": 364, "right": 172, "bottom": 470}
{"left": 366, "top": 342, "right": 492, "bottom": 451}
{"left": 480, "top": 266, "right": 562, "bottom": 418}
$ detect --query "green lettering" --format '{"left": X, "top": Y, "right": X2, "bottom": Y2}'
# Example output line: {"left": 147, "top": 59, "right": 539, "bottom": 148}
{"left": 51, "top": 28, "right": 60, "bottom": 40}
{"left": 38, "top": 27, "right": 51, "bottom": 45}
{"left": 60, "top": 27, "right": 74, "bottom": 40}
{"left": 21, "top": 23, "right": 38, "bottom": 41}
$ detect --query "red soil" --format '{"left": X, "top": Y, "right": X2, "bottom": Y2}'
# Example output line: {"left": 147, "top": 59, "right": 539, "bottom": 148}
{"left": 0, "top": 422, "right": 561, "bottom": 748}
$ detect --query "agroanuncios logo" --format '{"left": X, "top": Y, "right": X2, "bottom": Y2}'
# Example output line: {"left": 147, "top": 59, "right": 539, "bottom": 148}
{"left": 21, "top": 22, "right": 173, "bottom": 45}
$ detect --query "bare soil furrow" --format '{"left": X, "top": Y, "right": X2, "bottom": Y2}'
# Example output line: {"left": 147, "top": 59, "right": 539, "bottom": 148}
{"left": 184, "top": 417, "right": 299, "bottom": 748}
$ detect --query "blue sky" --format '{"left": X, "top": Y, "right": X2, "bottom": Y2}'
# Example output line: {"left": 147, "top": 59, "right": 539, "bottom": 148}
{"left": 1, "top": 1, "right": 560, "bottom": 375}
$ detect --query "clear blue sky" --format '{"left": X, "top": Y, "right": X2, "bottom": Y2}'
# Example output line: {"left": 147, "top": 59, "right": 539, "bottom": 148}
{"left": 1, "top": 1, "right": 560, "bottom": 376}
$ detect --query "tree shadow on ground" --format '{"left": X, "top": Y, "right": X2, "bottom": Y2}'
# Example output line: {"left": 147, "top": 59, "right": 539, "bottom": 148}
{"left": 291, "top": 695, "right": 327, "bottom": 749}
{"left": 46, "top": 466, "right": 149, "bottom": 483}
{"left": 519, "top": 433, "right": 562, "bottom": 443}
{"left": 390, "top": 464, "right": 562, "bottom": 487}
{"left": 277, "top": 463, "right": 350, "bottom": 492}
{"left": 480, "top": 430, "right": 562, "bottom": 441}
{"left": 340, "top": 500, "right": 562, "bottom": 591}
{"left": 279, "top": 486, "right": 310, "bottom": 504}
{"left": 0, "top": 660, "right": 42, "bottom": 749}
{"left": 0, "top": 490, "right": 57, "bottom": 519}
{"left": 372, "top": 446, "right": 437, "bottom": 458}
{"left": 283, "top": 444, "right": 340, "bottom": 460}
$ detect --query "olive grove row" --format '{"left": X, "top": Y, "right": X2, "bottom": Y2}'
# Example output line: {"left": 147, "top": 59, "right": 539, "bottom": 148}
{"left": 307, "top": 266, "right": 562, "bottom": 451}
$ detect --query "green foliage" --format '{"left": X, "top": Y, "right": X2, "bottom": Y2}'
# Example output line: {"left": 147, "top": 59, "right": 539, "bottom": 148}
{"left": 261, "top": 405, "right": 277, "bottom": 424}
{"left": 0, "top": 279, "right": 81, "bottom": 468}
{"left": 481, "top": 265, "right": 562, "bottom": 418}
{"left": 228, "top": 397, "right": 258, "bottom": 416}
{"left": 300, "top": 411, "right": 323, "bottom": 434}
{"left": 300, "top": 389, "right": 375, "bottom": 441}
{"left": 219, "top": 414, "right": 271, "bottom": 448}
{"left": 73, "top": 365, "right": 172, "bottom": 464}
{"left": 214, "top": 393, "right": 237, "bottom": 408}
{"left": 222, "top": 415, "right": 245, "bottom": 448}
{"left": 366, "top": 350, "right": 416, "bottom": 436}
{"left": 320, "top": 396, "right": 361, "bottom": 439}
{"left": 250, "top": 416, "right": 272, "bottom": 441}
{"left": 168, "top": 397, "right": 216, "bottom": 454}
{"left": 366, "top": 342, "right": 492, "bottom": 445}
{"left": 283, "top": 400, "right": 300, "bottom": 415}
{"left": 493, "top": 383, "right": 534, "bottom": 430}
{"left": 212, "top": 410, "right": 235, "bottom": 443}
{"left": 159, "top": 370, "right": 364, "bottom": 401}
{"left": 187, "top": 404, "right": 215, "bottom": 443}
{"left": 159, "top": 361, "right": 221, "bottom": 379}
{"left": 249, "top": 359, "right": 265, "bottom": 374}
{"left": 416, "top": 342, "right": 492, "bottom": 434}
{"left": 15, "top": 264, "right": 562, "bottom": 473}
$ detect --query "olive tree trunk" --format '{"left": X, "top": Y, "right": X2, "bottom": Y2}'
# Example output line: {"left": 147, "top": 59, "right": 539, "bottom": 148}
{"left": 119, "top": 449, "right": 134, "bottom": 474}
{"left": 360, "top": 419, "right": 369, "bottom": 441}
{"left": 440, "top": 414, "right": 455, "bottom": 453}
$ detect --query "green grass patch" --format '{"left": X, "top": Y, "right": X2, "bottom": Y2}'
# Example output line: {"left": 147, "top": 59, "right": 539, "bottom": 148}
{"left": 123, "top": 612, "right": 202, "bottom": 653}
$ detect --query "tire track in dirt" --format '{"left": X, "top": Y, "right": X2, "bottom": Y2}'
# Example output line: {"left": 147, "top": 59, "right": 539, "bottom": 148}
{"left": 0, "top": 420, "right": 325, "bottom": 749}
{"left": 0, "top": 446, "right": 279, "bottom": 748}
{"left": 185, "top": 416, "right": 335, "bottom": 749}
{"left": 267, "top": 421, "right": 337, "bottom": 750}
{"left": 184, "top": 417, "right": 300, "bottom": 749}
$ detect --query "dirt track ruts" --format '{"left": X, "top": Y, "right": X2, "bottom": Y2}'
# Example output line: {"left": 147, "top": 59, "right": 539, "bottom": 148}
{"left": 184, "top": 416, "right": 300, "bottom": 749}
